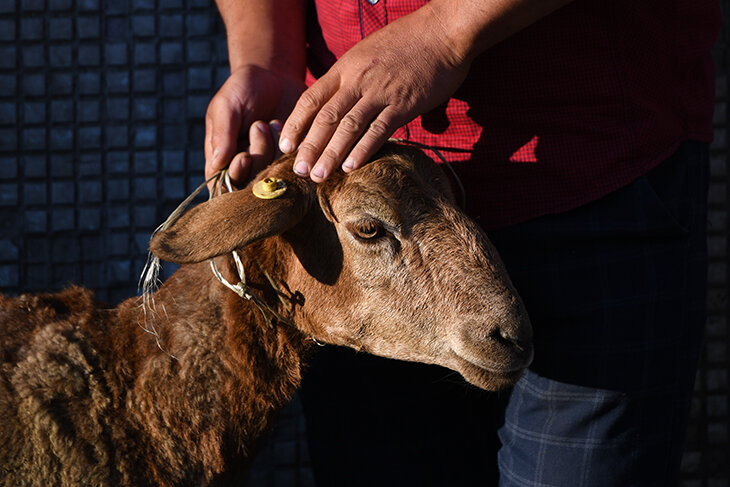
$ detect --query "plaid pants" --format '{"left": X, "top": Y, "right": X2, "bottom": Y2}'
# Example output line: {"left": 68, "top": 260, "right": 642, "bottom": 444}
{"left": 300, "top": 141, "right": 709, "bottom": 486}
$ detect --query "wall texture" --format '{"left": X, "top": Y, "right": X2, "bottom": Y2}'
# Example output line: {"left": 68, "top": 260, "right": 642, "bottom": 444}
{"left": 0, "top": 0, "right": 727, "bottom": 485}
{"left": 683, "top": 2, "right": 730, "bottom": 483}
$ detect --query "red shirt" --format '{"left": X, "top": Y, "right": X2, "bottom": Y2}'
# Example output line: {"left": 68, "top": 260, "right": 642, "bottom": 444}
{"left": 305, "top": 0, "right": 721, "bottom": 229}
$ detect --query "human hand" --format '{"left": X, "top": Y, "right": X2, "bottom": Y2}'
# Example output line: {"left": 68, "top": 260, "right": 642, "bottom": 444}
{"left": 205, "top": 64, "right": 306, "bottom": 185}
{"left": 277, "top": 3, "right": 473, "bottom": 182}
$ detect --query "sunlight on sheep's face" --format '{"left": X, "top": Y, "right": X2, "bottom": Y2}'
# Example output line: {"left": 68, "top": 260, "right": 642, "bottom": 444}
{"left": 293, "top": 153, "right": 533, "bottom": 390}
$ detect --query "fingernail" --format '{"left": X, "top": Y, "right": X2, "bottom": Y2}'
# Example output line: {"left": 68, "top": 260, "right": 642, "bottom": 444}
{"left": 280, "top": 138, "right": 293, "bottom": 153}
{"left": 270, "top": 120, "right": 282, "bottom": 133}
{"left": 256, "top": 122, "right": 267, "bottom": 133}
{"left": 293, "top": 160, "right": 309, "bottom": 176}
{"left": 311, "top": 166, "right": 324, "bottom": 179}
{"left": 238, "top": 153, "right": 250, "bottom": 168}
{"left": 212, "top": 147, "right": 221, "bottom": 164}
{"left": 343, "top": 157, "right": 355, "bottom": 171}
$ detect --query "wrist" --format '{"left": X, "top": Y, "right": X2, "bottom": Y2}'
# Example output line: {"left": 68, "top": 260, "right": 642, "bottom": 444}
{"left": 424, "top": 0, "right": 489, "bottom": 65}
{"left": 226, "top": 39, "right": 305, "bottom": 79}
{"left": 426, "top": 0, "right": 576, "bottom": 63}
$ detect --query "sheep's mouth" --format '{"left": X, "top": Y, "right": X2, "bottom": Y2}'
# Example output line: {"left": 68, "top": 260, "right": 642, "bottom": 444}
{"left": 452, "top": 353, "right": 531, "bottom": 391}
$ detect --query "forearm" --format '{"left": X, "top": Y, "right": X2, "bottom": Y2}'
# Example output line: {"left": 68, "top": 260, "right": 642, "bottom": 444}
{"left": 215, "top": 0, "right": 306, "bottom": 77}
{"left": 427, "top": 0, "right": 576, "bottom": 64}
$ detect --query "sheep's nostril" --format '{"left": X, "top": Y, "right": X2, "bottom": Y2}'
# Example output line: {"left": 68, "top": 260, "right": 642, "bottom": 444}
{"left": 498, "top": 329, "right": 528, "bottom": 350}
{"left": 498, "top": 326, "right": 534, "bottom": 366}
{"left": 456, "top": 321, "right": 534, "bottom": 371}
{"left": 488, "top": 327, "right": 531, "bottom": 358}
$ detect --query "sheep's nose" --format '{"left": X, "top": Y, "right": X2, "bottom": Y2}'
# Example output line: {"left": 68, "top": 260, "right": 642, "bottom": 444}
{"left": 454, "top": 298, "right": 533, "bottom": 371}
{"left": 490, "top": 326, "right": 531, "bottom": 353}
{"left": 492, "top": 301, "right": 533, "bottom": 360}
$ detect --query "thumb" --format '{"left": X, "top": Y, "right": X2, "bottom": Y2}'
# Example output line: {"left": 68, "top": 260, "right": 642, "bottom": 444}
{"left": 205, "top": 99, "right": 243, "bottom": 181}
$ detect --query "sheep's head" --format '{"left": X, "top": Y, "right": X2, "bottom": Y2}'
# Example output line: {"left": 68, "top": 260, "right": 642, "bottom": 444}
{"left": 151, "top": 144, "right": 532, "bottom": 390}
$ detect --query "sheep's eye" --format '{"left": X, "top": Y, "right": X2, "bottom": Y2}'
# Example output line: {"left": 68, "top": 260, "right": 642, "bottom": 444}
{"left": 347, "top": 219, "right": 384, "bottom": 241}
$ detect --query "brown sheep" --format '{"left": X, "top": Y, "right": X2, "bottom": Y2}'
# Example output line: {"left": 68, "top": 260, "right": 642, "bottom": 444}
{"left": 0, "top": 144, "right": 532, "bottom": 486}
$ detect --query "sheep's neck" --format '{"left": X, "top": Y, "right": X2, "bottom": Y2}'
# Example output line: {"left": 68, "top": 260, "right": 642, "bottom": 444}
{"left": 118, "top": 243, "right": 308, "bottom": 484}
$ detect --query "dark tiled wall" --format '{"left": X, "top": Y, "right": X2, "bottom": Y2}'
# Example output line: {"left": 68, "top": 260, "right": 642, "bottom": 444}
{"left": 0, "top": 0, "right": 728, "bottom": 485}
{"left": 682, "top": 2, "right": 730, "bottom": 481}
{"left": 0, "top": 0, "right": 227, "bottom": 304}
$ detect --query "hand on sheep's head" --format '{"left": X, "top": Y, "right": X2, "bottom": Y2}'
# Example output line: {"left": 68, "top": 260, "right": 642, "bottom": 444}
{"left": 204, "top": 65, "right": 306, "bottom": 186}
{"left": 277, "top": 3, "right": 472, "bottom": 183}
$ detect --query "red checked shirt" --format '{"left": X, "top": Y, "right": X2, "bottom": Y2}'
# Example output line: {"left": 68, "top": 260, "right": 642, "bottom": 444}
{"left": 305, "top": 0, "right": 721, "bottom": 229}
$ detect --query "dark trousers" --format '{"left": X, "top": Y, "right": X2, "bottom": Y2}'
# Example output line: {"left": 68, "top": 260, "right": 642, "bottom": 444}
{"left": 300, "top": 141, "right": 709, "bottom": 486}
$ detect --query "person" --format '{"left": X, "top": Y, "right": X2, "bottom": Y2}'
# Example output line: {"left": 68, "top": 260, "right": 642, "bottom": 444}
{"left": 205, "top": 0, "right": 721, "bottom": 485}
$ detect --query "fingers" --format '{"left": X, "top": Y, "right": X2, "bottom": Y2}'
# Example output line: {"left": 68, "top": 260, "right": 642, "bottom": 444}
{"left": 269, "top": 119, "right": 283, "bottom": 160}
{"left": 306, "top": 100, "right": 382, "bottom": 181}
{"left": 223, "top": 119, "right": 284, "bottom": 186}
{"left": 284, "top": 97, "right": 398, "bottom": 182}
{"left": 342, "top": 106, "right": 400, "bottom": 173}
{"left": 280, "top": 75, "right": 400, "bottom": 183}
{"left": 205, "top": 96, "right": 242, "bottom": 182}
{"left": 226, "top": 152, "right": 252, "bottom": 188}
{"left": 279, "top": 76, "right": 339, "bottom": 161}
{"left": 248, "top": 121, "right": 276, "bottom": 178}
{"left": 290, "top": 91, "right": 360, "bottom": 180}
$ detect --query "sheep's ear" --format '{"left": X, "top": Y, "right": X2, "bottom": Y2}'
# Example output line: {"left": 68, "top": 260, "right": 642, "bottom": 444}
{"left": 150, "top": 173, "right": 313, "bottom": 264}
{"left": 316, "top": 172, "right": 344, "bottom": 223}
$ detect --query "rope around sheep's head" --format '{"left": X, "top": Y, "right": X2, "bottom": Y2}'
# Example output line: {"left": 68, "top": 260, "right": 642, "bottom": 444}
{"left": 137, "top": 168, "right": 299, "bottom": 357}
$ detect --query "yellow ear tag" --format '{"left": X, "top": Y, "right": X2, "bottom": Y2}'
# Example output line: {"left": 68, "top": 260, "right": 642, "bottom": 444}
{"left": 253, "top": 177, "right": 287, "bottom": 199}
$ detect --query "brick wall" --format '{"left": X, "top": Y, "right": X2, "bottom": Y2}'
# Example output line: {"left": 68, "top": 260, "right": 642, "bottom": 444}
{"left": 0, "top": 0, "right": 727, "bottom": 485}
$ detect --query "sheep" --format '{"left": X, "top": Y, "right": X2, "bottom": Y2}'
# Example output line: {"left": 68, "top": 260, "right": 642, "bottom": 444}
{"left": 0, "top": 143, "right": 533, "bottom": 486}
